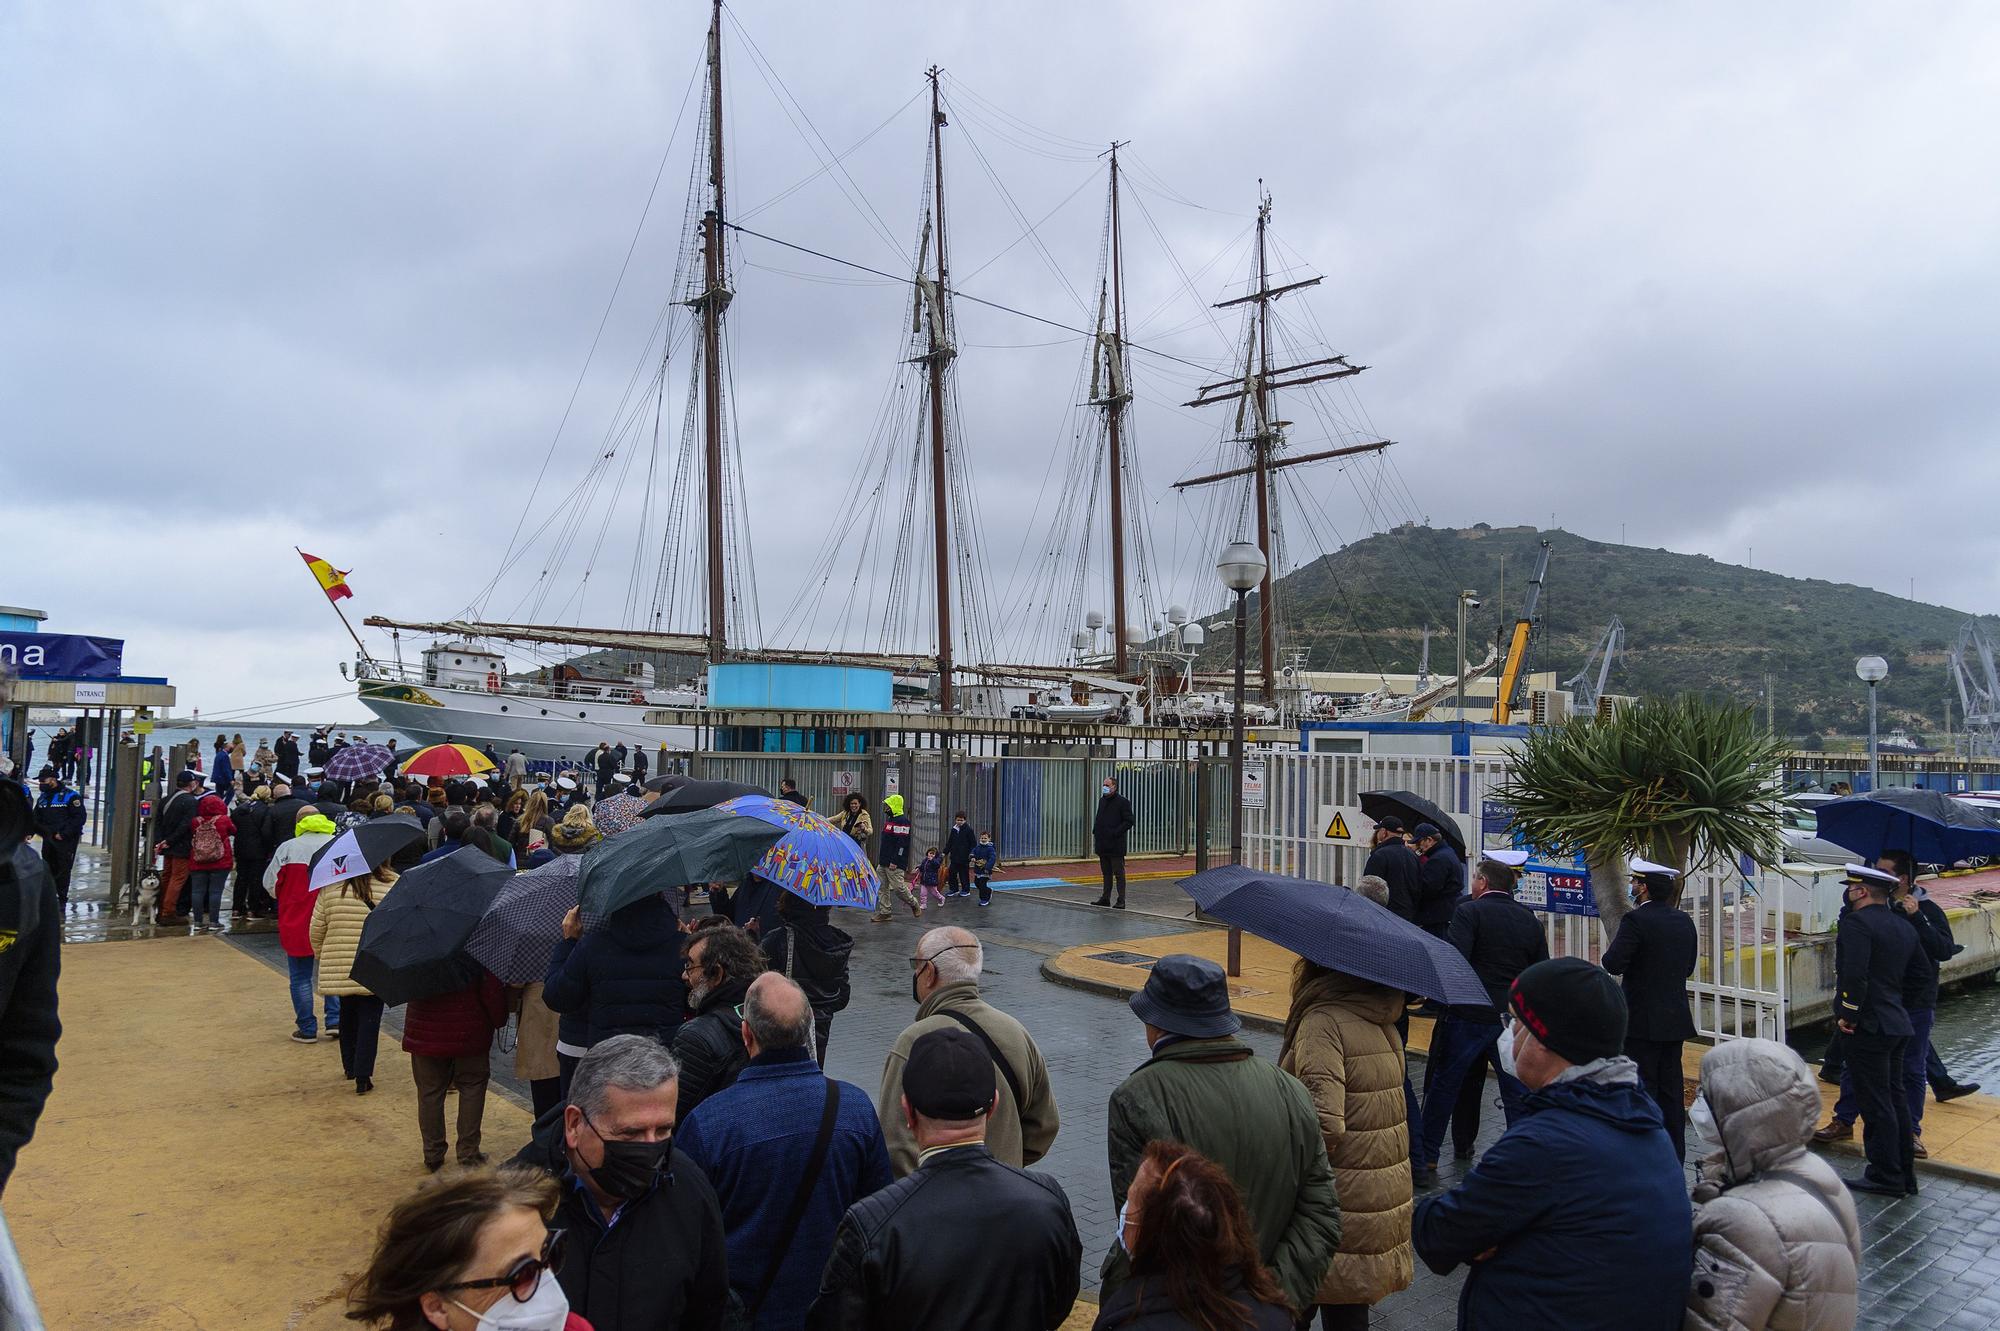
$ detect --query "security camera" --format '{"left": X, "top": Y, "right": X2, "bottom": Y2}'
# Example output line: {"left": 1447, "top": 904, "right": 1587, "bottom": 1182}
{"left": 1465, "top": 598, "right": 1481, "bottom": 611}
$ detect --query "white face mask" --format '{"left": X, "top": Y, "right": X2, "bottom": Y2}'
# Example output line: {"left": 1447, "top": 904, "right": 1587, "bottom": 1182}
{"left": 451, "top": 1270, "right": 570, "bottom": 1331}
{"left": 1688, "top": 1091, "right": 1724, "bottom": 1163}
{"left": 1115, "top": 1197, "right": 1133, "bottom": 1252}
{"left": 1102, "top": 784, "right": 1113, "bottom": 795}
{"left": 1495, "top": 1021, "right": 1520, "bottom": 1080}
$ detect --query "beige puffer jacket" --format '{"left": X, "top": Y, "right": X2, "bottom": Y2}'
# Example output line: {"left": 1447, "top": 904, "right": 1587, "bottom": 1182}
{"left": 1685, "top": 1038, "right": 1861, "bottom": 1331}
{"left": 309, "top": 873, "right": 396, "bottom": 997}
{"left": 1279, "top": 969, "right": 1413, "bottom": 1308}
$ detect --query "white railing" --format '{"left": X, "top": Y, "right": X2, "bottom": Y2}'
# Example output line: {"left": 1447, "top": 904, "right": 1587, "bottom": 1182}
{"left": 1241, "top": 747, "right": 1786, "bottom": 1041}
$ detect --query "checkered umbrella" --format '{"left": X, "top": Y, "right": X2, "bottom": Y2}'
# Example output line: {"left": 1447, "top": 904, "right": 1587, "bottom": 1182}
{"left": 325, "top": 743, "right": 395, "bottom": 783}
{"left": 466, "top": 854, "right": 580, "bottom": 984}
{"left": 713, "top": 794, "right": 880, "bottom": 911}
{"left": 1180, "top": 864, "right": 1488, "bottom": 1007}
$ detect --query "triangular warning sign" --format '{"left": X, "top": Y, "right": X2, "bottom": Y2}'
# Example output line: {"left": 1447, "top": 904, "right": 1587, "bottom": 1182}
{"left": 1324, "top": 811, "right": 1352, "bottom": 840}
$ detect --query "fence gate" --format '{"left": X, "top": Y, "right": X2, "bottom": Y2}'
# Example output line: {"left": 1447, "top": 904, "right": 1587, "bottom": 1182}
{"left": 1241, "top": 748, "right": 1788, "bottom": 1041}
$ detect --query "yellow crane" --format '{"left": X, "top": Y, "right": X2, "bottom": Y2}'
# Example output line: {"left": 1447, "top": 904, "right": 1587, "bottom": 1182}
{"left": 1493, "top": 540, "right": 1553, "bottom": 725}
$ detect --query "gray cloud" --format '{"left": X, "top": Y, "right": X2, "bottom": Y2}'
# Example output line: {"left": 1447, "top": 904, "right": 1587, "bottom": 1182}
{"left": 6, "top": 1, "right": 1997, "bottom": 713}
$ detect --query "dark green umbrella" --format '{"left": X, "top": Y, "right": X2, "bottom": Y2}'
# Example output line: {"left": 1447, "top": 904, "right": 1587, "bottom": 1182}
{"left": 350, "top": 846, "right": 513, "bottom": 1006}
{"left": 577, "top": 805, "right": 786, "bottom": 929}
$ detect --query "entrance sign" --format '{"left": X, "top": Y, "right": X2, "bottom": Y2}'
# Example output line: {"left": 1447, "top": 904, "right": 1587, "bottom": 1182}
{"left": 72, "top": 682, "right": 108, "bottom": 705}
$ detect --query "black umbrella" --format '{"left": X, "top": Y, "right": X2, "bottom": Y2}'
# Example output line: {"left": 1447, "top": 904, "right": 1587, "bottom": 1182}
{"left": 1816, "top": 787, "right": 2000, "bottom": 864}
{"left": 1358, "top": 790, "right": 1466, "bottom": 857}
{"left": 637, "top": 778, "right": 771, "bottom": 818}
{"left": 578, "top": 805, "right": 786, "bottom": 928}
{"left": 307, "top": 814, "right": 426, "bottom": 891}
{"left": 351, "top": 846, "right": 513, "bottom": 1006}
{"left": 1181, "top": 864, "right": 1488, "bottom": 1007}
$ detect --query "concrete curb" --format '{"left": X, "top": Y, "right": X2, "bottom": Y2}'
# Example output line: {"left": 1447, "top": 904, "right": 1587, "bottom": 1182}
{"left": 1039, "top": 955, "right": 1288, "bottom": 1036}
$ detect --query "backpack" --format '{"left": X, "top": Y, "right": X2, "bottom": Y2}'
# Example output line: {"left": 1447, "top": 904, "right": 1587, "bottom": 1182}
{"left": 192, "top": 815, "right": 227, "bottom": 863}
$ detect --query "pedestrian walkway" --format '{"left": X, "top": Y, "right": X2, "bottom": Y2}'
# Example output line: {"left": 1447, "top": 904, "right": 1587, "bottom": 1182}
{"left": 9, "top": 933, "right": 535, "bottom": 1329}
{"left": 1044, "top": 926, "right": 2000, "bottom": 1184}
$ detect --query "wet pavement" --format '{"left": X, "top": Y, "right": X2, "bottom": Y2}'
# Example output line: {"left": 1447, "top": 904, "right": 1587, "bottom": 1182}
{"left": 40, "top": 843, "right": 2000, "bottom": 1325}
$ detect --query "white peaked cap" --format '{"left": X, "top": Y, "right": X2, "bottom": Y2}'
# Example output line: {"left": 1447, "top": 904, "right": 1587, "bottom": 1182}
{"left": 1843, "top": 863, "right": 1899, "bottom": 886}
{"left": 556, "top": 776, "right": 577, "bottom": 790}
{"left": 1629, "top": 856, "right": 1681, "bottom": 877}
{"left": 1482, "top": 849, "right": 1531, "bottom": 868}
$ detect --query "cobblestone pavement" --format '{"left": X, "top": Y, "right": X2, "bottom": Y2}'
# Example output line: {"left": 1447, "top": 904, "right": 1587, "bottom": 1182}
{"left": 221, "top": 889, "right": 2000, "bottom": 1327}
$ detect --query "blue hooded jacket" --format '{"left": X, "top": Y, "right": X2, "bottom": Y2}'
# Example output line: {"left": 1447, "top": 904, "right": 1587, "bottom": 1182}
{"left": 542, "top": 893, "right": 688, "bottom": 1046}
{"left": 1413, "top": 1064, "right": 1690, "bottom": 1331}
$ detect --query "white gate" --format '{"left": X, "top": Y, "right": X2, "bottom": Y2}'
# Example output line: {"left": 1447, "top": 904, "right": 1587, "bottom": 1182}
{"left": 1241, "top": 748, "right": 1787, "bottom": 1041}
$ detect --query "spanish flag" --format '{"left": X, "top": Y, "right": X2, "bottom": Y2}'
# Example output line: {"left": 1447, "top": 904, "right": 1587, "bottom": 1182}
{"left": 299, "top": 549, "right": 353, "bottom": 603}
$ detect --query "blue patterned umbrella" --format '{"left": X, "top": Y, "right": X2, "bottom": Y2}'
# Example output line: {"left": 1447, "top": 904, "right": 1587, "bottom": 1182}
{"left": 714, "top": 794, "right": 880, "bottom": 910}
{"left": 467, "top": 855, "right": 580, "bottom": 984}
{"left": 325, "top": 743, "right": 395, "bottom": 783}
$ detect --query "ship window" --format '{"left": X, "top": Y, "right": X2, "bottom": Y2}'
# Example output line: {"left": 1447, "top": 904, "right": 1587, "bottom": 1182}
{"left": 454, "top": 658, "right": 463, "bottom": 665}
{"left": 540, "top": 709, "right": 548, "bottom": 716}
{"left": 579, "top": 711, "right": 587, "bottom": 719}
{"left": 499, "top": 706, "right": 508, "bottom": 713}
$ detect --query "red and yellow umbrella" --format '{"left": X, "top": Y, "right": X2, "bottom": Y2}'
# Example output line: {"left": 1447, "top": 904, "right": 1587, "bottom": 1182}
{"left": 400, "top": 743, "right": 496, "bottom": 779}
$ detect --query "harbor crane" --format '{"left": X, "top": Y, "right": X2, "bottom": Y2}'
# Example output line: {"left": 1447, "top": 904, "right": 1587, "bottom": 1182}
{"left": 1563, "top": 617, "right": 1625, "bottom": 715}
{"left": 1493, "top": 540, "right": 1553, "bottom": 725}
{"left": 1950, "top": 618, "right": 2000, "bottom": 757}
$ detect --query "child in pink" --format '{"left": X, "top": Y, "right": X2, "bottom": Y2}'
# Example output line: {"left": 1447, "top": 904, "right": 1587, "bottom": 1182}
{"left": 916, "top": 848, "right": 947, "bottom": 907}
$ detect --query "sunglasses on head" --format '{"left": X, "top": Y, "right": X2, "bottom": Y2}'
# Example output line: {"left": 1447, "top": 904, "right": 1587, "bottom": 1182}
{"left": 438, "top": 1228, "right": 567, "bottom": 1303}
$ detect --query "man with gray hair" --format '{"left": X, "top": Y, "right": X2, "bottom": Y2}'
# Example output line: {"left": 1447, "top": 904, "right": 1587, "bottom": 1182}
{"left": 679, "top": 974, "right": 891, "bottom": 1331}
{"left": 513, "top": 1033, "right": 730, "bottom": 1331}
{"left": 1354, "top": 873, "right": 1391, "bottom": 909}
{"left": 878, "top": 926, "right": 1059, "bottom": 1177}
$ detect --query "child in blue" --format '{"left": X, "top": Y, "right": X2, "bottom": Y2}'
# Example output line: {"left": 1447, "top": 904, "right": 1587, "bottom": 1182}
{"left": 971, "top": 833, "right": 999, "bottom": 905}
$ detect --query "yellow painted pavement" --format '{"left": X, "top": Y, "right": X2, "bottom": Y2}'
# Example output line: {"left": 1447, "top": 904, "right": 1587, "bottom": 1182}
{"left": 11, "top": 935, "right": 534, "bottom": 1330}
{"left": 1044, "top": 927, "right": 2000, "bottom": 1182}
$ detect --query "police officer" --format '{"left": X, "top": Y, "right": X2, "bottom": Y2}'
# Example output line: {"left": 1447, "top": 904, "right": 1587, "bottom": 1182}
{"left": 1600, "top": 856, "right": 1699, "bottom": 1159}
{"left": 1834, "top": 862, "right": 1921, "bottom": 1197}
{"left": 32, "top": 766, "right": 85, "bottom": 910}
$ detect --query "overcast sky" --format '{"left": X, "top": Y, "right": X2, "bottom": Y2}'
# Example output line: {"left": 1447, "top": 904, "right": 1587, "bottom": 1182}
{"left": 7, "top": 2, "right": 1998, "bottom": 720}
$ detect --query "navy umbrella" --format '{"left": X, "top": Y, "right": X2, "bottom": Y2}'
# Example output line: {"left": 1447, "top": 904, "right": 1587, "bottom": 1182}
{"left": 351, "top": 846, "right": 513, "bottom": 1006}
{"left": 1358, "top": 790, "right": 1466, "bottom": 857}
{"left": 638, "top": 778, "right": 771, "bottom": 817}
{"left": 578, "top": 805, "right": 786, "bottom": 928}
{"left": 1815, "top": 787, "right": 2000, "bottom": 864}
{"left": 1180, "top": 864, "right": 1488, "bottom": 1007}
{"left": 466, "top": 854, "right": 580, "bottom": 984}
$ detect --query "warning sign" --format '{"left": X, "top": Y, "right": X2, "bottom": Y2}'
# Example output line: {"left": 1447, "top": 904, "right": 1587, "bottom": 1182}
{"left": 1241, "top": 757, "right": 1266, "bottom": 809}
{"left": 1317, "top": 804, "right": 1367, "bottom": 843}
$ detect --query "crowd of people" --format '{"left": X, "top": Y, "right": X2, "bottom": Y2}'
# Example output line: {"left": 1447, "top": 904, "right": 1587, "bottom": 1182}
{"left": 10, "top": 732, "right": 1967, "bottom": 1331}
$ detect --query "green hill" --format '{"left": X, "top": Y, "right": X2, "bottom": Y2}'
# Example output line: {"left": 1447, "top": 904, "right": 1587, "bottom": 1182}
{"left": 1236, "top": 524, "right": 1988, "bottom": 737}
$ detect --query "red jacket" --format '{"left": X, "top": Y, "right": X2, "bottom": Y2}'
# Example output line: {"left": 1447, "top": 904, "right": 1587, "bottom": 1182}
{"left": 266, "top": 814, "right": 338, "bottom": 958}
{"left": 403, "top": 972, "right": 507, "bottom": 1058}
{"left": 189, "top": 794, "right": 237, "bottom": 871}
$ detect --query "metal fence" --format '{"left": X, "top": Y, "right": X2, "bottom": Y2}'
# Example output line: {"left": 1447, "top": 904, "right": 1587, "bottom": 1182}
{"left": 1242, "top": 747, "right": 1788, "bottom": 1041}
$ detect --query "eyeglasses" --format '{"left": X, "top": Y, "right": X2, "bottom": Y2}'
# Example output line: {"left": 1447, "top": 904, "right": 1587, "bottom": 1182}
{"left": 908, "top": 943, "right": 975, "bottom": 972}
{"left": 438, "top": 1228, "right": 568, "bottom": 1302}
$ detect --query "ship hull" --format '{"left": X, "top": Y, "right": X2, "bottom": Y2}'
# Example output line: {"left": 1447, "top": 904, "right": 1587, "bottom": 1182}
{"left": 357, "top": 681, "right": 699, "bottom": 763}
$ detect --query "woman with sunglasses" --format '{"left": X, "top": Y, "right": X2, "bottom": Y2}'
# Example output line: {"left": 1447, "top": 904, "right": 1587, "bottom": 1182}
{"left": 348, "top": 1165, "right": 590, "bottom": 1331}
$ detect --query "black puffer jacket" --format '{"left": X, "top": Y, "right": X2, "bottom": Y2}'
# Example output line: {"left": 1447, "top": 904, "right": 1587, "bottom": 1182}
{"left": 542, "top": 894, "right": 688, "bottom": 1046}
{"left": 673, "top": 976, "right": 754, "bottom": 1116}
{"left": 229, "top": 800, "right": 274, "bottom": 863}
{"left": 761, "top": 910, "right": 854, "bottom": 1016}
{"left": 510, "top": 1107, "right": 729, "bottom": 1331}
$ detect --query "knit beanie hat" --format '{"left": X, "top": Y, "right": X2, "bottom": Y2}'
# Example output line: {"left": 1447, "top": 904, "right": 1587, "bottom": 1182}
{"left": 1508, "top": 957, "right": 1627, "bottom": 1066}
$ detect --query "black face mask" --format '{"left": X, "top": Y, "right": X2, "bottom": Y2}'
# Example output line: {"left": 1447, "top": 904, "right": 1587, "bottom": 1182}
{"left": 581, "top": 1115, "right": 671, "bottom": 1199}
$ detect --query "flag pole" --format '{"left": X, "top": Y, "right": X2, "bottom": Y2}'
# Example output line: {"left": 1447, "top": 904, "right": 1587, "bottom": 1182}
{"left": 298, "top": 546, "right": 373, "bottom": 663}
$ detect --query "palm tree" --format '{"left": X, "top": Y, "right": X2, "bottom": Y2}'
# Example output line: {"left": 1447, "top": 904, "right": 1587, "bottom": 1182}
{"left": 1491, "top": 694, "right": 1787, "bottom": 935}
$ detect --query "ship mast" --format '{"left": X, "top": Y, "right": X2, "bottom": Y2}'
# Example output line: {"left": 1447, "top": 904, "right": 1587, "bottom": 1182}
{"left": 1176, "top": 185, "right": 1391, "bottom": 700}
{"left": 923, "top": 67, "right": 956, "bottom": 709}
{"left": 1098, "top": 143, "right": 1134, "bottom": 676}
{"left": 697, "top": 0, "right": 731, "bottom": 663}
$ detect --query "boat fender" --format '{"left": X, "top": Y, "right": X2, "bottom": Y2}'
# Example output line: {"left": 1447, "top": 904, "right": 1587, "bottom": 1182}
{"left": 486, "top": 671, "right": 500, "bottom": 692}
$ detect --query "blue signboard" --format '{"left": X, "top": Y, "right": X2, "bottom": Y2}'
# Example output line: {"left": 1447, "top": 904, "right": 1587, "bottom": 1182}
{"left": 0, "top": 631, "right": 124, "bottom": 679}
{"left": 1481, "top": 797, "right": 1598, "bottom": 917}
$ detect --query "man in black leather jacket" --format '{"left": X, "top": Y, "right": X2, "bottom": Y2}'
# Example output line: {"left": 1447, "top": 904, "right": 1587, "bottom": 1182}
{"left": 672, "top": 923, "right": 763, "bottom": 1116}
{"left": 808, "top": 1028, "right": 1080, "bottom": 1331}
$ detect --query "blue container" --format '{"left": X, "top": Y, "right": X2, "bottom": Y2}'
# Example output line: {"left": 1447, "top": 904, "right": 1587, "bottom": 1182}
{"left": 707, "top": 663, "right": 894, "bottom": 712}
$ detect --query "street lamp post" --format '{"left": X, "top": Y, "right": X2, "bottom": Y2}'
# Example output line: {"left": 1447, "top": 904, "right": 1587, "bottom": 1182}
{"left": 1217, "top": 541, "right": 1267, "bottom": 977}
{"left": 1856, "top": 655, "right": 1889, "bottom": 790}
{"left": 1456, "top": 590, "right": 1480, "bottom": 724}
